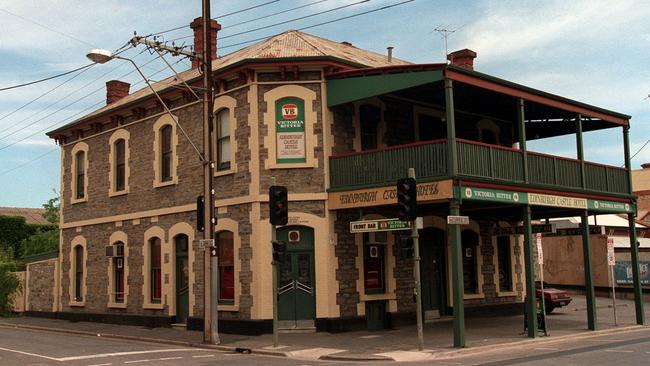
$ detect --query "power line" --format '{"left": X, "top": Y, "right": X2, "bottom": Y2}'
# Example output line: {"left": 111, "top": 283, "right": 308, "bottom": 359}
{"left": 0, "top": 148, "right": 59, "bottom": 177}
{"left": 219, "top": 0, "right": 416, "bottom": 50}
{"left": 148, "top": 0, "right": 282, "bottom": 36}
{"left": 629, "top": 138, "right": 650, "bottom": 164}
{"left": 0, "top": 63, "right": 95, "bottom": 92}
{"left": 0, "top": 7, "right": 96, "bottom": 48}
{"left": 0, "top": 48, "right": 146, "bottom": 143}
{"left": 172, "top": 0, "right": 370, "bottom": 42}
{"left": 227, "top": 0, "right": 330, "bottom": 30}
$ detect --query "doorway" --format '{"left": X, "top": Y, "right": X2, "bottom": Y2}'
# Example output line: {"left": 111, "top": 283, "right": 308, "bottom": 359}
{"left": 419, "top": 227, "right": 447, "bottom": 318}
{"left": 277, "top": 226, "right": 316, "bottom": 329}
{"left": 175, "top": 234, "right": 190, "bottom": 325}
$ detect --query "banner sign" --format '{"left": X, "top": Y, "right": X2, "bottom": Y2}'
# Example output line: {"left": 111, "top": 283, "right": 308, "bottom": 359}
{"left": 276, "top": 97, "right": 306, "bottom": 164}
{"left": 615, "top": 261, "right": 650, "bottom": 285}
{"left": 462, "top": 187, "right": 633, "bottom": 213}
{"left": 329, "top": 180, "right": 452, "bottom": 210}
{"left": 350, "top": 218, "right": 412, "bottom": 233}
{"left": 492, "top": 224, "right": 555, "bottom": 236}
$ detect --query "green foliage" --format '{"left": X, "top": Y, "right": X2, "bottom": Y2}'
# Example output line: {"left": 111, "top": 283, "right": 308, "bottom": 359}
{"left": 42, "top": 195, "right": 60, "bottom": 225}
{"left": 0, "top": 250, "right": 20, "bottom": 316}
{"left": 0, "top": 216, "right": 33, "bottom": 259}
{"left": 21, "top": 230, "right": 59, "bottom": 258}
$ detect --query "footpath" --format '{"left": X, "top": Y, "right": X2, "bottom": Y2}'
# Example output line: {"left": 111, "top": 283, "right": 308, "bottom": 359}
{"left": 1, "top": 295, "right": 647, "bottom": 362}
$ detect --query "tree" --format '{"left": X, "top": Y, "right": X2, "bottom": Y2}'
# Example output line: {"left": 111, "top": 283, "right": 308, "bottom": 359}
{"left": 0, "top": 250, "right": 20, "bottom": 316}
{"left": 0, "top": 216, "right": 33, "bottom": 259}
{"left": 21, "top": 230, "right": 58, "bottom": 258}
{"left": 42, "top": 194, "right": 60, "bottom": 225}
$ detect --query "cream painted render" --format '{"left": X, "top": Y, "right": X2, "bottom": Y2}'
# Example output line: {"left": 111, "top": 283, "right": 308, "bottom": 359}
{"left": 108, "top": 129, "right": 131, "bottom": 197}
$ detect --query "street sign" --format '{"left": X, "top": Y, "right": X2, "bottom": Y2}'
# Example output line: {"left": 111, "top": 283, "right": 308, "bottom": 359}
{"left": 552, "top": 226, "right": 604, "bottom": 236}
{"left": 607, "top": 237, "right": 616, "bottom": 266}
{"left": 492, "top": 224, "right": 555, "bottom": 236}
{"left": 535, "top": 233, "right": 544, "bottom": 265}
{"left": 350, "top": 218, "right": 412, "bottom": 233}
{"left": 447, "top": 215, "right": 469, "bottom": 225}
{"left": 199, "top": 239, "right": 215, "bottom": 249}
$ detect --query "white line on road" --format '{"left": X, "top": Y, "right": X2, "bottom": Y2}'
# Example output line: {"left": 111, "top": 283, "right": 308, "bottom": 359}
{"left": 157, "top": 357, "right": 183, "bottom": 361}
{"left": 534, "top": 347, "right": 559, "bottom": 351}
{"left": 0, "top": 346, "right": 59, "bottom": 361}
{"left": 192, "top": 354, "right": 215, "bottom": 358}
{"left": 58, "top": 348, "right": 194, "bottom": 361}
{"left": 604, "top": 349, "right": 634, "bottom": 353}
{"left": 88, "top": 364, "right": 113, "bottom": 366}
{"left": 124, "top": 360, "right": 151, "bottom": 364}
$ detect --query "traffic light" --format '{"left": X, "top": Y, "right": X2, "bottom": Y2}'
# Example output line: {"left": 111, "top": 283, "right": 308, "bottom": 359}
{"left": 402, "top": 237, "right": 414, "bottom": 258}
{"left": 196, "top": 196, "right": 204, "bottom": 232}
{"left": 272, "top": 241, "right": 287, "bottom": 263}
{"left": 397, "top": 177, "right": 417, "bottom": 221}
{"left": 269, "top": 185, "right": 288, "bottom": 225}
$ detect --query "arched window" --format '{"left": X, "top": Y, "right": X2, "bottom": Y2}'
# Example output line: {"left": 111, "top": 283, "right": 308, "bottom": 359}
{"left": 113, "top": 241, "right": 125, "bottom": 303}
{"left": 160, "top": 125, "right": 173, "bottom": 182}
{"left": 149, "top": 237, "right": 162, "bottom": 304}
{"left": 114, "top": 139, "right": 126, "bottom": 191}
{"left": 215, "top": 109, "right": 231, "bottom": 171}
{"left": 216, "top": 231, "right": 234, "bottom": 302}
{"left": 75, "top": 151, "right": 85, "bottom": 199}
{"left": 74, "top": 245, "right": 84, "bottom": 301}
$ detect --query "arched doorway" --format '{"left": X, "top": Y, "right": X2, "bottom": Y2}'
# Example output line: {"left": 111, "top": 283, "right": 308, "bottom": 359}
{"left": 277, "top": 226, "right": 316, "bottom": 329}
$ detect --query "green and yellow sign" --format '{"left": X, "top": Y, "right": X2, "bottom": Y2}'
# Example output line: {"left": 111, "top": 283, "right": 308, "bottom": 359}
{"left": 461, "top": 187, "right": 633, "bottom": 213}
{"left": 275, "top": 97, "right": 306, "bottom": 164}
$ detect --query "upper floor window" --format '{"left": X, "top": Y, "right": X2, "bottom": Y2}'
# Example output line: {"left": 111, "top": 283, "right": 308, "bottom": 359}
{"left": 75, "top": 151, "right": 85, "bottom": 199}
{"left": 216, "top": 109, "right": 231, "bottom": 171}
{"left": 115, "top": 139, "right": 126, "bottom": 191}
{"left": 360, "top": 104, "right": 381, "bottom": 151}
{"left": 161, "top": 125, "right": 173, "bottom": 182}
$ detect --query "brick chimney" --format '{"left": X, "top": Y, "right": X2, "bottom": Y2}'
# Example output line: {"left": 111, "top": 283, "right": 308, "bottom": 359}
{"left": 642, "top": 163, "right": 650, "bottom": 169}
{"left": 447, "top": 49, "right": 477, "bottom": 70}
{"left": 190, "top": 16, "right": 222, "bottom": 69}
{"left": 106, "top": 80, "right": 130, "bottom": 105}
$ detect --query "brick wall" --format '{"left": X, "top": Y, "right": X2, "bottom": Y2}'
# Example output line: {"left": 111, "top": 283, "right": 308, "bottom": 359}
{"left": 27, "top": 259, "right": 57, "bottom": 312}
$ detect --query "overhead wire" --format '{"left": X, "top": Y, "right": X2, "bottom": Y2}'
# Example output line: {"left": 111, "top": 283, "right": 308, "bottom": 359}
{"left": 148, "top": 0, "right": 282, "bottom": 36}
{"left": 0, "top": 64, "right": 95, "bottom": 92}
{"left": 0, "top": 148, "right": 59, "bottom": 177}
{"left": 171, "top": 0, "right": 370, "bottom": 42}
{"left": 226, "top": 0, "right": 330, "bottom": 30}
{"left": 219, "top": 0, "right": 416, "bottom": 50}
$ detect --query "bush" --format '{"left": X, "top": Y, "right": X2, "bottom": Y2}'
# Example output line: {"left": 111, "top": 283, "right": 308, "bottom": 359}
{"left": 0, "top": 260, "right": 20, "bottom": 316}
{"left": 21, "top": 230, "right": 58, "bottom": 258}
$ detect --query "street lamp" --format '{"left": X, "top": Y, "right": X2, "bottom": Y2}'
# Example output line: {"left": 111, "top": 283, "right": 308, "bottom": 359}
{"left": 86, "top": 46, "right": 219, "bottom": 344}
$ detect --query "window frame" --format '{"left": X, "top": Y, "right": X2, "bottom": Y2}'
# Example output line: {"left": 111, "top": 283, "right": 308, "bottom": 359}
{"left": 215, "top": 108, "right": 231, "bottom": 171}
{"left": 113, "top": 242, "right": 125, "bottom": 304}
{"left": 74, "top": 245, "right": 84, "bottom": 302}
{"left": 150, "top": 237, "right": 162, "bottom": 304}
{"left": 216, "top": 231, "right": 235, "bottom": 303}
{"left": 70, "top": 142, "right": 89, "bottom": 204}
{"left": 152, "top": 115, "right": 178, "bottom": 187}
{"left": 109, "top": 129, "right": 130, "bottom": 196}
{"left": 160, "top": 125, "right": 173, "bottom": 182}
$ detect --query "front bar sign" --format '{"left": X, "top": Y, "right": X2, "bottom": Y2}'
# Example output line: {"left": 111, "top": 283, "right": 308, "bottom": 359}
{"left": 276, "top": 97, "right": 306, "bottom": 164}
{"left": 350, "top": 218, "right": 412, "bottom": 233}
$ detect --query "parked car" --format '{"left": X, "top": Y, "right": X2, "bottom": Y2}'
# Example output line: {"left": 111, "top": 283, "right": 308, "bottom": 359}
{"left": 535, "top": 281, "right": 572, "bottom": 314}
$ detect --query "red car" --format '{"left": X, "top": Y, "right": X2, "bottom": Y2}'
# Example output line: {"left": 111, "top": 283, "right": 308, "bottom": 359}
{"left": 536, "top": 281, "right": 572, "bottom": 314}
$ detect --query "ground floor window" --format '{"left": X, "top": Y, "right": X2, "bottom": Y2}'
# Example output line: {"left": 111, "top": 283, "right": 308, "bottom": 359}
{"left": 74, "top": 245, "right": 84, "bottom": 301}
{"left": 497, "top": 236, "right": 513, "bottom": 292}
{"left": 217, "top": 231, "right": 234, "bottom": 302}
{"left": 150, "top": 237, "right": 162, "bottom": 303}
{"left": 363, "top": 232, "right": 387, "bottom": 294}
{"left": 462, "top": 230, "right": 479, "bottom": 294}
{"left": 113, "top": 242, "right": 125, "bottom": 303}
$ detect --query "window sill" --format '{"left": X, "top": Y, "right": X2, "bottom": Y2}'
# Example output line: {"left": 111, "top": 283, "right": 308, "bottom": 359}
{"left": 496, "top": 291, "right": 517, "bottom": 297}
{"left": 109, "top": 189, "right": 129, "bottom": 198}
{"left": 143, "top": 303, "right": 164, "bottom": 310}
{"left": 70, "top": 197, "right": 88, "bottom": 205}
{"left": 463, "top": 293, "right": 485, "bottom": 300}
{"left": 153, "top": 179, "right": 177, "bottom": 188}
{"left": 214, "top": 168, "right": 236, "bottom": 177}
{"left": 268, "top": 162, "right": 316, "bottom": 170}
{"left": 360, "top": 293, "right": 395, "bottom": 302}
{"left": 217, "top": 304, "right": 238, "bottom": 312}
{"left": 69, "top": 301, "right": 85, "bottom": 307}
{"left": 108, "top": 302, "right": 127, "bottom": 309}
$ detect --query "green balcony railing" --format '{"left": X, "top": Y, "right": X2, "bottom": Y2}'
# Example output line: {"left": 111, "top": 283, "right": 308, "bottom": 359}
{"left": 329, "top": 140, "right": 448, "bottom": 190}
{"left": 329, "top": 138, "right": 630, "bottom": 195}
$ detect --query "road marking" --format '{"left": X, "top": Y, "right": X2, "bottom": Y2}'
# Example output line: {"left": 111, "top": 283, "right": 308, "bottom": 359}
{"left": 88, "top": 364, "right": 113, "bottom": 366}
{"left": 534, "top": 347, "right": 559, "bottom": 351}
{"left": 0, "top": 346, "right": 59, "bottom": 361}
{"left": 58, "top": 348, "right": 194, "bottom": 361}
{"left": 604, "top": 349, "right": 634, "bottom": 353}
{"left": 288, "top": 348, "right": 345, "bottom": 360}
{"left": 360, "top": 335, "right": 382, "bottom": 339}
{"left": 157, "top": 357, "right": 182, "bottom": 361}
{"left": 192, "top": 354, "right": 215, "bottom": 358}
{"left": 124, "top": 360, "right": 151, "bottom": 364}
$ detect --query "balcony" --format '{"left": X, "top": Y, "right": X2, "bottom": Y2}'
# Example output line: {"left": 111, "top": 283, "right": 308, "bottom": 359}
{"left": 329, "top": 139, "right": 630, "bottom": 196}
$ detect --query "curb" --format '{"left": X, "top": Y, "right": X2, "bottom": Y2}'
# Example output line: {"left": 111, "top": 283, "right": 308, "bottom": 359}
{"left": 0, "top": 322, "right": 289, "bottom": 358}
{"left": 319, "top": 354, "right": 395, "bottom": 362}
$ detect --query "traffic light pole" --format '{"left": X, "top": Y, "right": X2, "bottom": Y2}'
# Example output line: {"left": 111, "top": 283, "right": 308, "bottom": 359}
{"left": 272, "top": 223, "right": 279, "bottom": 347}
{"left": 409, "top": 168, "right": 424, "bottom": 351}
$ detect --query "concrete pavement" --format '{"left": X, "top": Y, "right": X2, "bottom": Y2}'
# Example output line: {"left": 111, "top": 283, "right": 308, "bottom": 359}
{"left": 2, "top": 295, "right": 648, "bottom": 362}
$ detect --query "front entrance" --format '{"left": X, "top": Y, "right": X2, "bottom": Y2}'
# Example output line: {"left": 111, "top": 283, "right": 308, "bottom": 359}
{"left": 277, "top": 226, "right": 316, "bottom": 329}
{"left": 175, "top": 234, "right": 190, "bottom": 324}
{"left": 420, "top": 227, "right": 447, "bottom": 318}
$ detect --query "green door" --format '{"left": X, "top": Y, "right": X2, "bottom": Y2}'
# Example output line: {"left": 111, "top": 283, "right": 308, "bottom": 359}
{"left": 420, "top": 228, "right": 446, "bottom": 317}
{"left": 175, "top": 235, "right": 190, "bottom": 324}
{"left": 277, "top": 226, "right": 316, "bottom": 327}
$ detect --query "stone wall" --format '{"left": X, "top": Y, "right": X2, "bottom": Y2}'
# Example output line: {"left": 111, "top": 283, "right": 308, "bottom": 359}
{"left": 26, "top": 259, "right": 57, "bottom": 312}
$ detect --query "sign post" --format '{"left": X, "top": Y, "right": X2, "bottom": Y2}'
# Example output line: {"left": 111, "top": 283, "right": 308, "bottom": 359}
{"left": 536, "top": 233, "right": 549, "bottom": 336}
{"left": 607, "top": 237, "right": 617, "bottom": 326}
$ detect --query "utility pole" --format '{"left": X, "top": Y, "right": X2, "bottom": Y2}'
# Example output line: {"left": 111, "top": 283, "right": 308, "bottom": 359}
{"left": 201, "top": 0, "right": 218, "bottom": 344}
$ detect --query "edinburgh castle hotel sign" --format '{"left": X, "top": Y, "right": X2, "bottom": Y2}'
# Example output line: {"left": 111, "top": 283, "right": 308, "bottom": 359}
{"left": 329, "top": 180, "right": 452, "bottom": 210}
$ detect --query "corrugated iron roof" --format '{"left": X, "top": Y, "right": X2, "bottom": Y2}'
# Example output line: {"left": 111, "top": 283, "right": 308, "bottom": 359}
{"left": 48, "top": 30, "right": 410, "bottom": 135}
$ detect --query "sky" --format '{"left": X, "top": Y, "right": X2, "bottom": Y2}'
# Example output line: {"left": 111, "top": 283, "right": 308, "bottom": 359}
{"left": 0, "top": 0, "right": 649, "bottom": 208}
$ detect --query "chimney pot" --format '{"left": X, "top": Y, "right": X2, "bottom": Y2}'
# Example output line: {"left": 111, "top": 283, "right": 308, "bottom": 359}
{"left": 341, "top": 41, "right": 353, "bottom": 47}
{"left": 642, "top": 163, "right": 650, "bottom": 169}
{"left": 106, "top": 80, "right": 130, "bottom": 105}
{"left": 189, "top": 16, "right": 222, "bottom": 69}
{"left": 387, "top": 46, "right": 394, "bottom": 63}
{"left": 447, "top": 48, "right": 477, "bottom": 70}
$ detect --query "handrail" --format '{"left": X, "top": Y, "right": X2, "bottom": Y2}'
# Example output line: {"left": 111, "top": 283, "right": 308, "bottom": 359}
{"left": 456, "top": 138, "right": 521, "bottom": 153}
{"left": 330, "top": 138, "right": 447, "bottom": 159}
